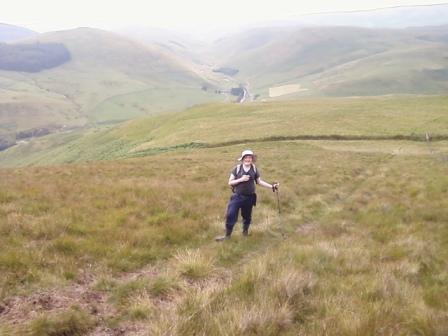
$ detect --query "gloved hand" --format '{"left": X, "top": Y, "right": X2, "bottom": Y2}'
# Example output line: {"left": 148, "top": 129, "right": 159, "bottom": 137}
{"left": 272, "top": 182, "right": 279, "bottom": 192}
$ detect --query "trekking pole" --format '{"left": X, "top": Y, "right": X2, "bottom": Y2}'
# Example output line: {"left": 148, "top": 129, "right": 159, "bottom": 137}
{"left": 274, "top": 188, "right": 286, "bottom": 238}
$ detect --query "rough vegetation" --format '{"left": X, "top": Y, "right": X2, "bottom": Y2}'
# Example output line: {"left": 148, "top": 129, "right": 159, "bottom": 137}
{"left": 1, "top": 14, "right": 448, "bottom": 335}
{"left": 0, "top": 95, "right": 447, "bottom": 334}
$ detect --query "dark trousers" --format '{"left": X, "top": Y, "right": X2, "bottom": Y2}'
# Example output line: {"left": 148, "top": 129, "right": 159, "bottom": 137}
{"left": 225, "top": 193, "right": 255, "bottom": 233}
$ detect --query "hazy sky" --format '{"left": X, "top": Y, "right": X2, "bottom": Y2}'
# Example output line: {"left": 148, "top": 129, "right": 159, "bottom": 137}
{"left": 2, "top": 0, "right": 445, "bottom": 33}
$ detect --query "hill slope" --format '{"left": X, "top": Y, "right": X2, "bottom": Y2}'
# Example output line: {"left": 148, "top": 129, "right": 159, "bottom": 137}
{"left": 0, "top": 107, "right": 447, "bottom": 334}
{"left": 210, "top": 25, "right": 448, "bottom": 97}
{"left": 1, "top": 95, "right": 447, "bottom": 167}
{"left": 0, "top": 28, "right": 224, "bottom": 143}
{"left": 2, "top": 21, "right": 448, "bottom": 156}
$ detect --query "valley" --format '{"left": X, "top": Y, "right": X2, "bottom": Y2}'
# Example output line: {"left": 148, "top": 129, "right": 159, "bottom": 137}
{"left": 2, "top": 22, "right": 448, "bottom": 155}
{"left": 0, "top": 6, "right": 448, "bottom": 334}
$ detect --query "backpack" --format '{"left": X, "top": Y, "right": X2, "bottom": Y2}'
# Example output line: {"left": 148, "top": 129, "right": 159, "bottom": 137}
{"left": 234, "top": 163, "right": 257, "bottom": 176}
{"left": 230, "top": 164, "right": 257, "bottom": 192}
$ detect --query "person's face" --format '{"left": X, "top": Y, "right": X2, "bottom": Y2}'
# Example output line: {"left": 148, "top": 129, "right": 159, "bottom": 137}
{"left": 243, "top": 155, "right": 253, "bottom": 165}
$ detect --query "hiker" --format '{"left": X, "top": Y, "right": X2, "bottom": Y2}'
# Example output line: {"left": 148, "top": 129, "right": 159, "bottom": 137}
{"left": 216, "top": 150, "right": 279, "bottom": 241}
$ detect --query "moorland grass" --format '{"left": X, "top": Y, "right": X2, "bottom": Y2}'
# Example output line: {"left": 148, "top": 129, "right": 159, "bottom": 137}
{"left": 25, "top": 307, "right": 95, "bottom": 336}
{"left": 0, "top": 137, "right": 447, "bottom": 334}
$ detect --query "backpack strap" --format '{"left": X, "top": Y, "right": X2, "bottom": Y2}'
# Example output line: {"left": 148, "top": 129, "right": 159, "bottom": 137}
{"left": 230, "top": 164, "right": 241, "bottom": 192}
{"left": 231, "top": 164, "right": 258, "bottom": 192}
{"left": 235, "top": 164, "right": 256, "bottom": 176}
{"left": 252, "top": 164, "right": 259, "bottom": 184}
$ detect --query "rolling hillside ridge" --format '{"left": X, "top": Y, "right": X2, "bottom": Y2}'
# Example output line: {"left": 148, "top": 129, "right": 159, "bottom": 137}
{"left": 0, "top": 27, "right": 229, "bottom": 150}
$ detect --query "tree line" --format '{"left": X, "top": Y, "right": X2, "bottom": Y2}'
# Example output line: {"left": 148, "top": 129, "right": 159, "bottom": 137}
{"left": 0, "top": 42, "right": 71, "bottom": 72}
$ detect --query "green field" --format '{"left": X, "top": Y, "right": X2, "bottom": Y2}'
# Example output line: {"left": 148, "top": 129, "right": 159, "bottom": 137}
{"left": 0, "top": 95, "right": 447, "bottom": 334}
{"left": 1, "top": 95, "right": 447, "bottom": 167}
{"left": 90, "top": 87, "right": 222, "bottom": 123}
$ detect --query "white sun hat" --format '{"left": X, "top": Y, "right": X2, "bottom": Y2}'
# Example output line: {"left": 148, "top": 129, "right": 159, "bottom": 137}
{"left": 238, "top": 149, "right": 256, "bottom": 161}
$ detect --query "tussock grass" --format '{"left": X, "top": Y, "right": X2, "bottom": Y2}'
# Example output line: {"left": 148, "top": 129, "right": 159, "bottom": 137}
{"left": 1, "top": 135, "right": 447, "bottom": 334}
{"left": 174, "top": 248, "right": 215, "bottom": 281}
{"left": 154, "top": 248, "right": 317, "bottom": 335}
{"left": 93, "top": 275, "right": 117, "bottom": 292}
{"left": 126, "top": 293, "right": 155, "bottom": 321}
{"left": 140, "top": 140, "right": 445, "bottom": 335}
{"left": 0, "top": 154, "right": 231, "bottom": 298}
{"left": 148, "top": 274, "right": 181, "bottom": 298}
{"left": 110, "top": 278, "right": 151, "bottom": 307}
{"left": 238, "top": 302, "right": 293, "bottom": 335}
{"left": 25, "top": 307, "right": 95, "bottom": 336}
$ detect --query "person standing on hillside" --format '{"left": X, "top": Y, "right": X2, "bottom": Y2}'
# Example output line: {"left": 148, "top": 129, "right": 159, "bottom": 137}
{"left": 215, "top": 150, "right": 279, "bottom": 241}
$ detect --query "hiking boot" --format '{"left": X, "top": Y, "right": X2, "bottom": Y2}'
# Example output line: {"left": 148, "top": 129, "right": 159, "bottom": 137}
{"left": 243, "top": 224, "right": 250, "bottom": 237}
{"left": 215, "top": 229, "right": 232, "bottom": 242}
{"left": 215, "top": 234, "right": 230, "bottom": 242}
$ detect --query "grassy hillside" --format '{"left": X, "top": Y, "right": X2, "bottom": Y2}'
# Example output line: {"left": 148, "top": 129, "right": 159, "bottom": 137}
{"left": 115, "top": 26, "right": 212, "bottom": 68}
{"left": 0, "top": 27, "right": 225, "bottom": 136}
{"left": 1, "top": 95, "right": 447, "bottom": 167}
{"left": 0, "top": 137, "right": 447, "bottom": 334}
{"left": 310, "top": 44, "right": 448, "bottom": 96}
{"left": 2, "top": 24, "right": 448, "bottom": 147}
{"left": 211, "top": 25, "right": 448, "bottom": 97}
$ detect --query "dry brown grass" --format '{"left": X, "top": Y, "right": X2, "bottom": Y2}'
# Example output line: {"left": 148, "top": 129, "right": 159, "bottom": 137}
{"left": 1, "top": 139, "right": 447, "bottom": 334}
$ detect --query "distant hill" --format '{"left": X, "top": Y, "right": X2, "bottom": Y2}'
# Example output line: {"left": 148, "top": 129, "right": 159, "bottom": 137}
{"left": 3, "top": 6, "right": 448, "bottom": 154}
{"left": 0, "top": 23, "right": 37, "bottom": 42}
{"left": 0, "top": 27, "right": 225, "bottom": 148}
{"left": 115, "top": 26, "right": 231, "bottom": 88}
{"left": 288, "top": 3, "right": 448, "bottom": 29}
{"left": 115, "top": 26, "right": 207, "bottom": 63}
{"left": 210, "top": 25, "right": 448, "bottom": 97}
{"left": 0, "top": 42, "right": 71, "bottom": 72}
